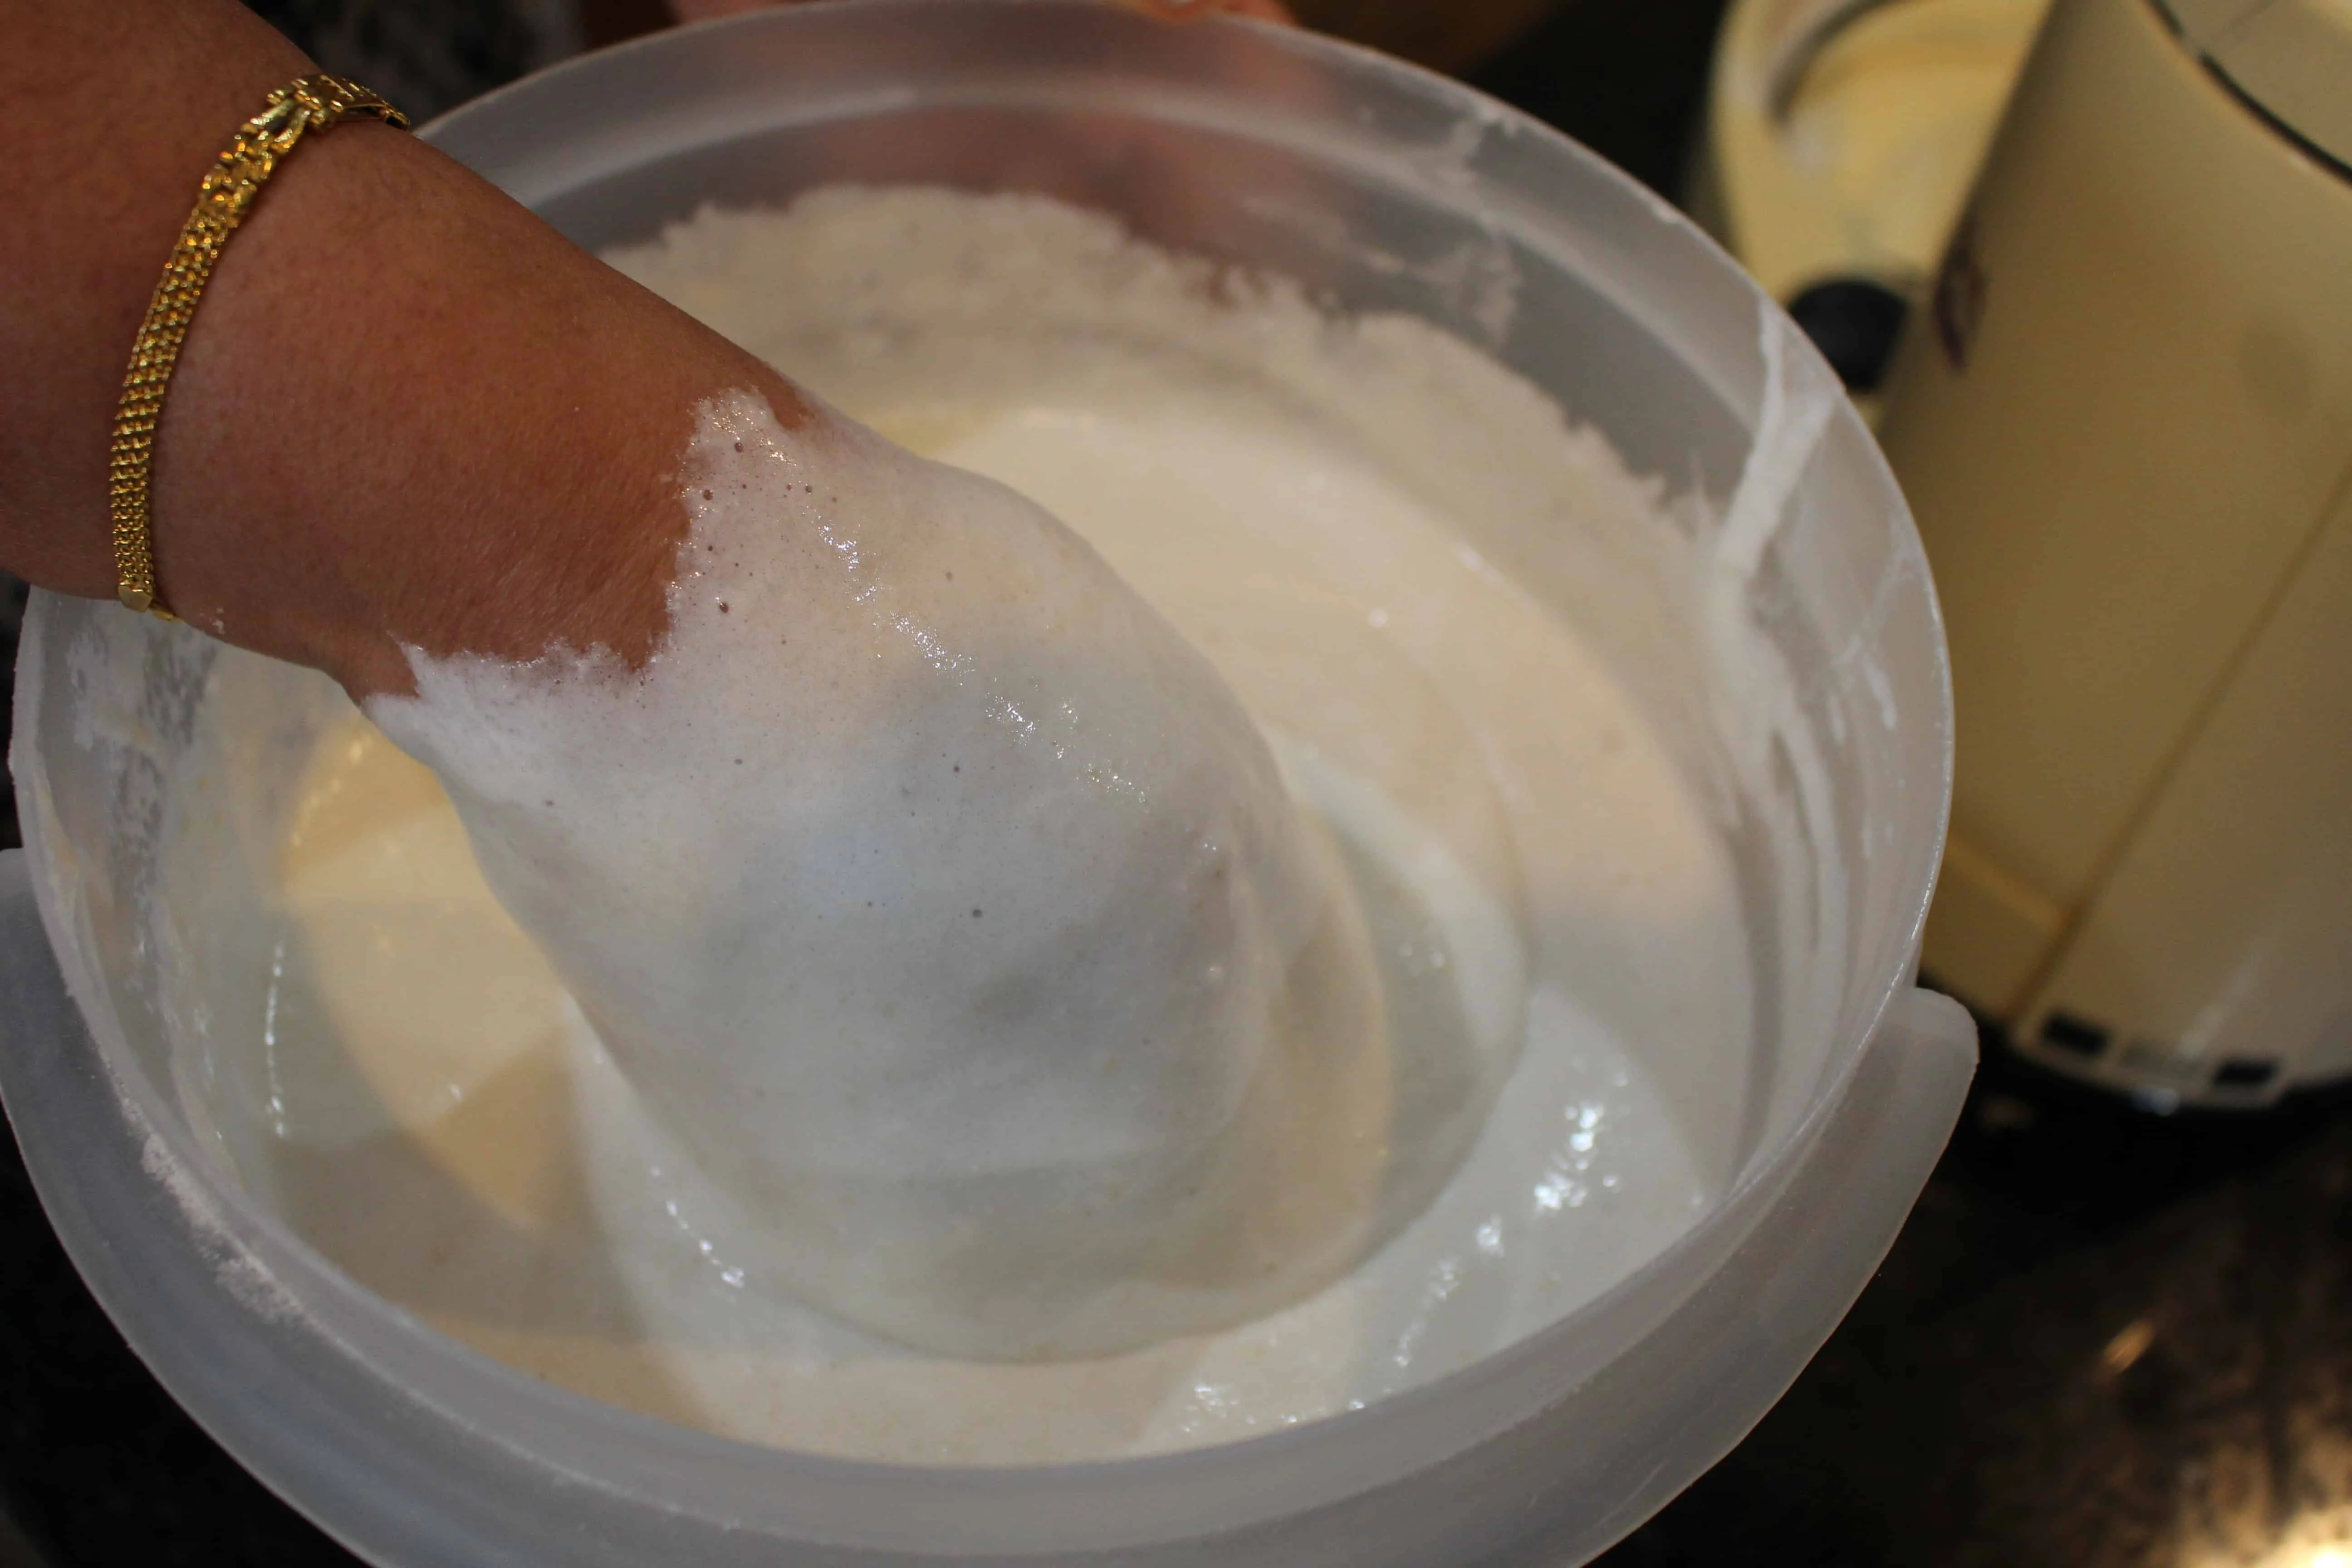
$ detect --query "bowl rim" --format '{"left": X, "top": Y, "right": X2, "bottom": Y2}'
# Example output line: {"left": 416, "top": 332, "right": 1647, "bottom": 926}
{"left": 10, "top": 0, "right": 1954, "bottom": 1551}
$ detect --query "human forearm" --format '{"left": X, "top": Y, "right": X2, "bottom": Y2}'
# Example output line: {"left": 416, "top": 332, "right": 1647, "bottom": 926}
{"left": 0, "top": 0, "right": 799, "bottom": 696}
{"left": 0, "top": 0, "right": 311, "bottom": 596}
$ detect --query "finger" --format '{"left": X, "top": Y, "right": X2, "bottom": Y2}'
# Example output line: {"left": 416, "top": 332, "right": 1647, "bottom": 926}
{"left": 1123, "top": 0, "right": 1300, "bottom": 22}
{"left": 667, "top": 0, "right": 781, "bottom": 20}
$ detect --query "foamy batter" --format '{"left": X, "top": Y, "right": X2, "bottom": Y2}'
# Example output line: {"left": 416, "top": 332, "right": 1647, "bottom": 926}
{"left": 163, "top": 188, "right": 1754, "bottom": 1463}
{"left": 369, "top": 385, "right": 1433, "bottom": 1362}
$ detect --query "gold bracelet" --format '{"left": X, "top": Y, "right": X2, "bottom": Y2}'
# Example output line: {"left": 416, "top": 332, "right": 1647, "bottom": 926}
{"left": 109, "top": 74, "right": 410, "bottom": 620}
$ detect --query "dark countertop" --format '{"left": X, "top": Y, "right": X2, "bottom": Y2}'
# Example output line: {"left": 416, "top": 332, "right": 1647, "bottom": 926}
{"left": 6, "top": 3, "right": 2351, "bottom": 1564}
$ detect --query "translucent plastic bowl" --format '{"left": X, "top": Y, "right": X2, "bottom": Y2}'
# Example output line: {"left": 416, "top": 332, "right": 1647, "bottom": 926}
{"left": 1, "top": 4, "right": 1973, "bottom": 1563}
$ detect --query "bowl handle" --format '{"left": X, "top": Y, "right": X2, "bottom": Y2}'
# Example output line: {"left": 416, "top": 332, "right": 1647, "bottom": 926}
{"left": 1428, "top": 982, "right": 1980, "bottom": 1564}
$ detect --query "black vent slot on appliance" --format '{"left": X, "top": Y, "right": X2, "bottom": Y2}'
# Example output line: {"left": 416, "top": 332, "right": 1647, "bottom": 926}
{"left": 2039, "top": 1011, "right": 2111, "bottom": 1058}
{"left": 2211, "top": 1058, "right": 2280, "bottom": 1091}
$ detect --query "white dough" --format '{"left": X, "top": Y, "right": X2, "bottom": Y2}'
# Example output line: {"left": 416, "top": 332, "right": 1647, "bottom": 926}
{"left": 162, "top": 186, "right": 1753, "bottom": 1463}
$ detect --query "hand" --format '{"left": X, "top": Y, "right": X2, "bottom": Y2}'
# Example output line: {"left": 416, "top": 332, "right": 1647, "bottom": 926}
{"left": 371, "top": 392, "right": 1389, "bottom": 1359}
{"left": 2, "top": 0, "right": 1377, "bottom": 1362}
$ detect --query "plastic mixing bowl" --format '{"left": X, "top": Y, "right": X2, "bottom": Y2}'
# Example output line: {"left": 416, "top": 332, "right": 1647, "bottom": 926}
{"left": 1, "top": 4, "right": 1975, "bottom": 1563}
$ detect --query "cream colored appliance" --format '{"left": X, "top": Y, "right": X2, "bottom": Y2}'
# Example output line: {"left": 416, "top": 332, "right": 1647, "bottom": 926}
{"left": 1876, "top": 0, "right": 2352, "bottom": 1105}
{"left": 1691, "top": 0, "right": 2055, "bottom": 409}
{"left": 1693, "top": 0, "right": 2053, "bottom": 331}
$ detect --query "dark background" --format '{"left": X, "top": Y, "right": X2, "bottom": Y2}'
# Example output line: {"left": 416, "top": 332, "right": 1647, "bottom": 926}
{"left": 5, "top": 1, "right": 2351, "bottom": 1564}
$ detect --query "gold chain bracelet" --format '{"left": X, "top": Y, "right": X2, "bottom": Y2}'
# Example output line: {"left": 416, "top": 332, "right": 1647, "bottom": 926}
{"left": 109, "top": 74, "right": 409, "bottom": 620}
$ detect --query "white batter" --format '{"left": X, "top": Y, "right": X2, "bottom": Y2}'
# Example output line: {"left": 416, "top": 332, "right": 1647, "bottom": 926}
{"left": 165, "top": 188, "right": 1753, "bottom": 1463}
